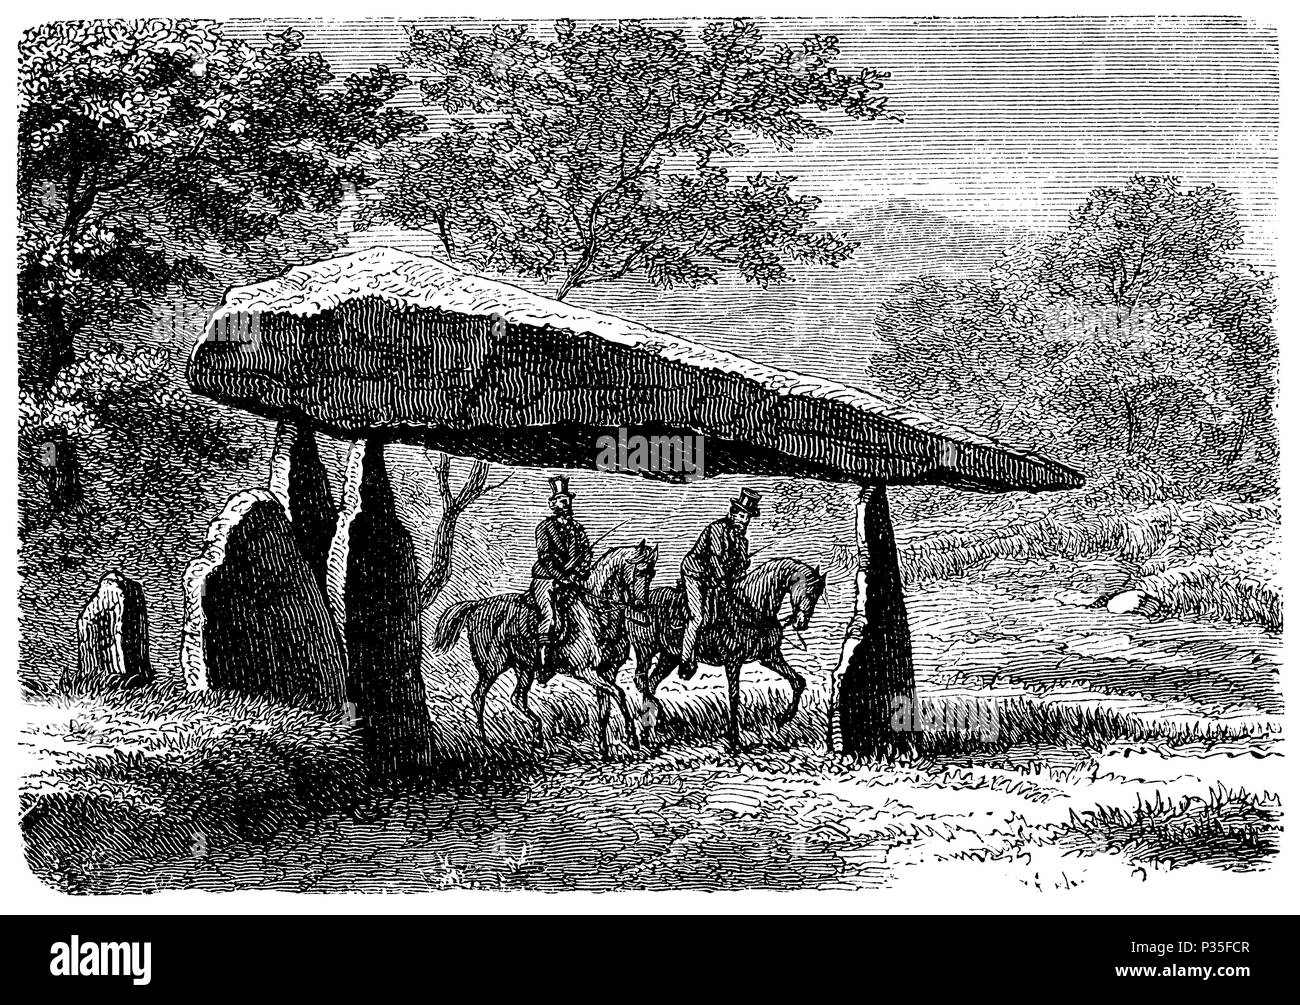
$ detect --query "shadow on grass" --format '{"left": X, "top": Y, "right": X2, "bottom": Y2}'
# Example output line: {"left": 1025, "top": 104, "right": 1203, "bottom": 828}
{"left": 21, "top": 677, "right": 1278, "bottom": 893}
{"left": 651, "top": 687, "right": 1274, "bottom": 759}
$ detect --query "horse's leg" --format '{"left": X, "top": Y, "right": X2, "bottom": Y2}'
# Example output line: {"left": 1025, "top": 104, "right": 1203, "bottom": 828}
{"left": 762, "top": 644, "right": 807, "bottom": 728}
{"left": 724, "top": 662, "right": 742, "bottom": 753}
{"left": 611, "top": 677, "right": 640, "bottom": 752}
{"left": 595, "top": 689, "right": 613, "bottom": 760}
{"left": 632, "top": 644, "right": 656, "bottom": 703}
{"left": 510, "top": 660, "right": 545, "bottom": 749}
{"left": 649, "top": 644, "right": 677, "bottom": 694}
{"left": 583, "top": 674, "right": 640, "bottom": 755}
{"left": 467, "top": 624, "right": 495, "bottom": 744}
{"left": 632, "top": 646, "right": 665, "bottom": 746}
{"left": 472, "top": 664, "right": 508, "bottom": 745}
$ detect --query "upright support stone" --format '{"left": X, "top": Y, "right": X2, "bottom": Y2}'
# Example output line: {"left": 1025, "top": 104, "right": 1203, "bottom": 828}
{"left": 829, "top": 483, "right": 918, "bottom": 759}
{"left": 66, "top": 571, "right": 152, "bottom": 695}
{"left": 181, "top": 489, "right": 347, "bottom": 710}
{"left": 330, "top": 440, "right": 434, "bottom": 777}
{"left": 270, "top": 421, "right": 337, "bottom": 594}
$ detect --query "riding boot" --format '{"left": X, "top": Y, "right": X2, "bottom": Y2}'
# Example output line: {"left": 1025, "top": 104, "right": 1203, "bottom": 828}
{"left": 537, "top": 642, "right": 553, "bottom": 685}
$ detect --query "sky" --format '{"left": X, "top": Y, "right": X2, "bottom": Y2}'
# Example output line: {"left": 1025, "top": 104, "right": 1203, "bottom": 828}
{"left": 227, "top": 15, "right": 1279, "bottom": 263}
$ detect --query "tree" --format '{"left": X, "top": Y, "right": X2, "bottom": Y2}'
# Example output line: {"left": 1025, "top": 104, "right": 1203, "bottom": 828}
{"left": 416, "top": 452, "right": 513, "bottom": 610}
{"left": 872, "top": 276, "right": 1049, "bottom": 449}
{"left": 1034, "top": 175, "right": 1243, "bottom": 330}
{"left": 871, "top": 175, "right": 1275, "bottom": 497}
{"left": 19, "top": 19, "right": 421, "bottom": 391}
{"left": 1192, "top": 264, "right": 1277, "bottom": 472}
{"left": 387, "top": 450, "right": 514, "bottom": 611}
{"left": 1017, "top": 177, "right": 1246, "bottom": 462}
{"left": 360, "top": 18, "right": 893, "bottom": 299}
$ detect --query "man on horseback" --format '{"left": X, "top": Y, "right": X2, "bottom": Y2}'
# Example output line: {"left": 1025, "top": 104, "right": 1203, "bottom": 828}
{"left": 531, "top": 474, "right": 593, "bottom": 681}
{"left": 679, "top": 488, "right": 761, "bottom": 680}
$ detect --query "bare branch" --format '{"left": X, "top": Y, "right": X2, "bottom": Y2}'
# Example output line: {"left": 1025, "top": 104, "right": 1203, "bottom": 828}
{"left": 424, "top": 448, "right": 454, "bottom": 511}
{"left": 450, "top": 457, "right": 491, "bottom": 513}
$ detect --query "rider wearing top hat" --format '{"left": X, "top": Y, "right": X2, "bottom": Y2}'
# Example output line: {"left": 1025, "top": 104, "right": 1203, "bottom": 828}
{"left": 679, "top": 488, "right": 761, "bottom": 681}
{"left": 531, "top": 474, "right": 593, "bottom": 678}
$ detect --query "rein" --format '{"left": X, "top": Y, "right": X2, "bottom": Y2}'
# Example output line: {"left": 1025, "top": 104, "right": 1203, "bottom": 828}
{"left": 564, "top": 580, "right": 652, "bottom": 628}
{"left": 779, "top": 612, "right": 809, "bottom": 651}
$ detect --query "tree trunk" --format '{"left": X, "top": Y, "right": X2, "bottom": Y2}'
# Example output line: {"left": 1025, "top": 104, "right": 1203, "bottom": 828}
{"left": 418, "top": 454, "right": 497, "bottom": 609}
{"left": 828, "top": 484, "right": 917, "bottom": 760}
{"left": 421, "top": 509, "right": 461, "bottom": 607}
{"left": 27, "top": 297, "right": 77, "bottom": 391}
{"left": 26, "top": 296, "right": 81, "bottom": 512}
{"left": 556, "top": 272, "right": 579, "bottom": 301}
{"left": 435, "top": 213, "right": 456, "bottom": 260}
{"left": 1226, "top": 407, "right": 1258, "bottom": 465}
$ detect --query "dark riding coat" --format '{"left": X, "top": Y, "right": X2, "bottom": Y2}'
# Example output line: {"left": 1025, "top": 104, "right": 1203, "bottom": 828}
{"left": 681, "top": 517, "right": 750, "bottom": 586}
{"left": 532, "top": 516, "right": 593, "bottom": 583}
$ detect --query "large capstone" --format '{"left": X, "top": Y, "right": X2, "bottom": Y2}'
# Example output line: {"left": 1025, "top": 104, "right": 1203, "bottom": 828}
{"left": 66, "top": 571, "right": 152, "bottom": 695}
{"left": 181, "top": 489, "right": 346, "bottom": 710}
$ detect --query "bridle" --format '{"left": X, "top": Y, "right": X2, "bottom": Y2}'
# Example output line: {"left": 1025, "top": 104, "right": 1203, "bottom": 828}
{"left": 559, "top": 568, "right": 653, "bottom": 628}
{"left": 778, "top": 611, "right": 810, "bottom": 650}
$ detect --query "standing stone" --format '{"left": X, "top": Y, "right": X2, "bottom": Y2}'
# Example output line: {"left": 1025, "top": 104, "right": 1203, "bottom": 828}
{"left": 829, "top": 484, "right": 918, "bottom": 759}
{"left": 269, "top": 421, "right": 337, "bottom": 594}
{"left": 37, "top": 429, "right": 82, "bottom": 513}
{"left": 328, "top": 440, "right": 434, "bottom": 777}
{"left": 66, "top": 571, "right": 152, "bottom": 694}
{"left": 181, "top": 489, "right": 346, "bottom": 710}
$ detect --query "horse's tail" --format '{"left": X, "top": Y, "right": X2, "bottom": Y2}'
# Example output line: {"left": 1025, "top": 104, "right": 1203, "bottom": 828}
{"left": 430, "top": 599, "right": 482, "bottom": 655}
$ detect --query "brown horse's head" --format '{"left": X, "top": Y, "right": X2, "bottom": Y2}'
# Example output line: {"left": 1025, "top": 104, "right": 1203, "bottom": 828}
{"left": 790, "top": 564, "right": 828, "bottom": 631}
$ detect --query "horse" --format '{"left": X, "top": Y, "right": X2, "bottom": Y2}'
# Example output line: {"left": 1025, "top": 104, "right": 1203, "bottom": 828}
{"left": 430, "top": 542, "right": 658, "bottom": 758}
{"left": 630, "top": 558, "right": 828, "bottom": 752}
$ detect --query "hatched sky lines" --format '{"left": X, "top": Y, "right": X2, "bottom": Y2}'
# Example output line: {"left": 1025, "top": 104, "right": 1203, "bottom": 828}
{"left": 225, "top": 15, "right": 1278, "bottom": 264}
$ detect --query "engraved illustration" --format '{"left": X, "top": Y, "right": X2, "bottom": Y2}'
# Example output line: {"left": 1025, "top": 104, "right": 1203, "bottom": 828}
{"left": 17, "top": 16, "right": 1280, "bottom": 895}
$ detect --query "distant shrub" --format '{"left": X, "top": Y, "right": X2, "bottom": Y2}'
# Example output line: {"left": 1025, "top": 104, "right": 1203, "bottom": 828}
{"left": 867, "top": 499, "right": 1281, "bottom": 631}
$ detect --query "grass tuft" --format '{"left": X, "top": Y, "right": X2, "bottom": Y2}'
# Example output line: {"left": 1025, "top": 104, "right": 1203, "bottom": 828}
{"left": 1053, "top": 786, "right": 1282, "bottom": 872}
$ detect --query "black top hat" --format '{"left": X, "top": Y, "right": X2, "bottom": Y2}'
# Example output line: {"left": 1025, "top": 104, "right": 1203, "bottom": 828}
{"left": 730, "top": 488, "right": 761, "bottom": 517}
{"left": 548, "top": 474, "right": 575, "bottom": 500}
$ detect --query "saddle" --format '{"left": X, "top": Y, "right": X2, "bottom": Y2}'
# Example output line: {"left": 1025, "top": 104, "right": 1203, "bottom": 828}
{"left": 671, "top": 577, "right": 732, "bottom": 622}
{"left": 520, "top": 581, "right": 582, "bottom": 648}
{"left": 667, "top": 578, "right": 731, "bottom": 645}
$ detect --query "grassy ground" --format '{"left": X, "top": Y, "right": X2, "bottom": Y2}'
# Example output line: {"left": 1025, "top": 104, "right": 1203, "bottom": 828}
{"left": 19, "top": 459, "right": 1284, "bottom": 894}
{"left": 1053, "top": 787, "right": 1282, "bottom": 873}
{"left": 26, "top": 698, "right": 1279, "bottom": 894}
{"left": 21, "top": 587, "right": 1282, "bottom": 893}
{"left": 889, "top": 498, "right": 1281, "bottom": 630}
